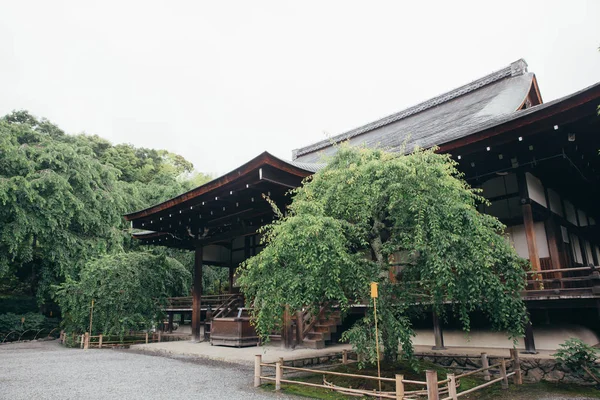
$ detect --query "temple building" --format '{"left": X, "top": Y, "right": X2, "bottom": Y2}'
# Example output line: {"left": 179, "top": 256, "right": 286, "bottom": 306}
{"left": 125, "top": 59, "right": 600, "bottom": 351}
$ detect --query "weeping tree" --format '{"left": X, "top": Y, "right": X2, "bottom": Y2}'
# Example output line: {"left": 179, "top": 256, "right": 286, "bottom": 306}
{"left": 238, "top": 146, "right": 528, "bottom": 362}
{"left": 55, "top": 252, "right": 190, "bottom": 336}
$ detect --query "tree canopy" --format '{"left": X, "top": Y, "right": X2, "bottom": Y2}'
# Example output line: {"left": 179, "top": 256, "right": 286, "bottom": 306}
{"left": 239, "top": 146, "right": 528, "bottom": 361}
{"left": 0, "top": 111, "right": 216, "bottom": 323}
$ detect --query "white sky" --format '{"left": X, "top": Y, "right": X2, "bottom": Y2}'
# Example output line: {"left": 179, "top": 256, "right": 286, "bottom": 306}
{"left": 1, "top": 0, "right": 599, "bottom": 176}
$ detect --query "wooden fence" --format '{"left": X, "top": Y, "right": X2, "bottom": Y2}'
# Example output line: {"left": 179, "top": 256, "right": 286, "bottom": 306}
{"left": 253, "top": 349, "right": 522, "bottom": 399}
{"left": 59, "top": 330, "right": 188, "bottom": 349}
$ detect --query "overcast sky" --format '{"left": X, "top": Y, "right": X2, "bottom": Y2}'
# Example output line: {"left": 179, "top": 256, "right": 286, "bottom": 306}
{"left": 1, "top": 1, "right": 599, "bottom": 175}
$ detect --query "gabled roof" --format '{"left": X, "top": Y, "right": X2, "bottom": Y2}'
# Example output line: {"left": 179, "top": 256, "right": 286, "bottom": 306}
{"left": 124, "top": 151, "right": 324, "bottom": 222}
{"left": 293, "top": 59, "right": 540, "bottom": 162}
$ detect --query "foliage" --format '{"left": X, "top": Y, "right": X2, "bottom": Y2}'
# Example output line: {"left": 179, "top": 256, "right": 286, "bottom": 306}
{"left": 0, "top": 312, "right": 59, "bottom": 339}
{"left": 239, "top": 146, "right": 527, "bottom": 362}
{"left": 0, "top": 110, "right": 211, "bottom": 308}
{"left": 553, "top": 338, "right": 600, "bottom": 383}
{"left": 55, "top": 252, "right": 190, "bottom": 335}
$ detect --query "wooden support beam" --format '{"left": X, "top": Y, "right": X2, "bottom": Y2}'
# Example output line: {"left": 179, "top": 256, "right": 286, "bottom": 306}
{"left": 432, "top": 311, "right": 446, "bottom": 350}
{"left": 522, "top": 203, "right": 542, "bottom": 289}
{"left": 229, "top": 266, "right": 235, "bottom": 294}
{"left": 192, "top": 246, "right": 203, "bottom": 342}
{"left": 523, "top": 321, "right": 537, "bottom": 354}
{"left": 283, "top": 305, "right": 293, "bottom": 349}
{"left": 168, "top": 312, "right": 174, "bottom": 334}
{"left": 544, "top": 217, "right": 564, "bottom": 286}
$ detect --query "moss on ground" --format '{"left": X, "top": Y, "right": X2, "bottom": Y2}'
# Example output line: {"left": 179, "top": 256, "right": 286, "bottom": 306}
{"left": 261, "top": 360, "right": 600, "bottom": 399}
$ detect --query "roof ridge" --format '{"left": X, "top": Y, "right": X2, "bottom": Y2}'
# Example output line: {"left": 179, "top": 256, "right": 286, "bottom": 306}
{"left": 293, "top": 59, "right": 528, "bottom": 159}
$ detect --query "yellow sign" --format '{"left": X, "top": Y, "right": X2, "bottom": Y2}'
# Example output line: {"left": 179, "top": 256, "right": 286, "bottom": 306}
{"left": 370, "top": 282, "right": 378, "bottom": 298}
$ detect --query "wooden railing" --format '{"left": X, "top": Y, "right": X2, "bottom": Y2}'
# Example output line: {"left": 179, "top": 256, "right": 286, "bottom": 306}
{"left": 524, "top": 266, "right": 599, "bottom": 294}
{"left": 164, "top": 294, "right": 236, "bottom": 310}
{"left": 253, "top": 349, "right": 522, "bottom": 399}
{"left": 440, "top": 349, "right": 522, "bottom": 400}
{"left": 60, "top": 331, "right": 172, "bottom": 349}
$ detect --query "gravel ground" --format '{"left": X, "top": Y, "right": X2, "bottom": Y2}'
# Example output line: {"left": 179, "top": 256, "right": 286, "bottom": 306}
{"left": 0, "top": 340, "right": 289, "bottom": 400}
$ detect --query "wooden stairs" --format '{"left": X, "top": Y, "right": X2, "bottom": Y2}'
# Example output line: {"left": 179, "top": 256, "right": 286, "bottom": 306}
{"left": 302, "top": 309, "right": 343, "bottom": 349}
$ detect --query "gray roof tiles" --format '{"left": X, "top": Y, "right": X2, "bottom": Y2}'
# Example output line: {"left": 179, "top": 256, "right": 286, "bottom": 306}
{"left": 293, "top": 59, "right": 534, "bottom": 162}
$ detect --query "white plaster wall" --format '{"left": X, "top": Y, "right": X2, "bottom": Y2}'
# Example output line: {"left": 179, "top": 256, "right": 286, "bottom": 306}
{"left": 547, "top": 189, "right": 563, "bottom": 217}
{"left": 526, "top": 173, "right": 547, "bottom": 208}
{"left": 507, "top": 223, "right": 549, "bottom": 259}
{"left": 564, "top": 201, "right": 577, "bottom": 226}
{"left": 413, "top": 325, "right": 600, "bottom": 351}
{"left": 578, "top": 209, "right": 588, "bottom": 226}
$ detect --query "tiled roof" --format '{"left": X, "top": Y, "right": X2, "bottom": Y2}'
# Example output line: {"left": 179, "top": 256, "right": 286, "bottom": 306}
{"left": 293, "top": 59, "right": 534, "bottom": 162}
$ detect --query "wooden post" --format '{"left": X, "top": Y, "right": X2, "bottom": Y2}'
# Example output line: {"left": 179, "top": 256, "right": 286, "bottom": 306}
{"left": 145, "top": 332, "right": 149, "bottom": 344}
{"left": 426, "top": 370, "right": 439, "bottom": 400}
{"left": 447, "top": 373, "right": 458, "bottom": 400}
{"left": 254, "top": 355, "right": 262, "bottom": 387}
{"left": 500, "top": 359, "right": 508, "bottom": 389}
{"left": 80, "top": 334, "right": 84, "bottom": 349}
{"left": 432, "top": 311, "right": 446, "bottom": 350}
{"left": 229, "top": 265, "right": 235, "bottom": 294}
{"left": 523, "top": 321, "right": 537, "bottom": 354}
{"left": 296, "top": 310, "right": 304, "bottom": 346}
{"left": 342, "top": 350, "right": 348, "bottom": 365}
{"left": 395, "top": 374, "right": 404, "bottom": 400}
{"left": 510, "top": 348, "right": 523, "bottom": 385}
{"left": 168, "top": 312, "right": 174, "bottom": 333}
{"left": 83, "top": 332, "right": 89, "bottom": 350}
{"left": 158, "top": 331, "right": 162, "bottom": 342}
{"left": 481, "top": 353, "right": 491, "bottom": 381}
{"left": 283, "top": 305, "right": 293, "bottom": 349}
{"left": 60, "top": 330, "right": 64, "bottom": 344}
{"left": 192, "top": 246, "right": 203, "bottom": 342}
{"left": 275, "top": 361, "right": 282, "bottom": 391}
{"left": 522, "top": 204, "right": 542, "bottom": 289}
{"left": 98, "top": 334, "right": 103, "bottom": 349}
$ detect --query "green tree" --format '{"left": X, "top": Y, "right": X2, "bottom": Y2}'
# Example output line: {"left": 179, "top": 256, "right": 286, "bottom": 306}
{"left": 55, "top": 252, "right": 190, "bottom": 335}
{"left": 238, "top": 146, "right": 528, "bottom": 362}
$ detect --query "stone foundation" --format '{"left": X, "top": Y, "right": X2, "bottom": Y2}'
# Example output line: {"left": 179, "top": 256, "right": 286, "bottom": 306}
{"left": 413, "top": 352, "right": 598, "bottom": 385}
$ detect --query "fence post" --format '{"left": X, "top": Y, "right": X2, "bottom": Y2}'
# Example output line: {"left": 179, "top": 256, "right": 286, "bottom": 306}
{"left": 145, "top": 332, "right": 149, "bottom": 344}
{"left": 254, "top": 355, "right": 262, "bottom": 387}
{"left": 447, "top": 373, "right": 458, "bottom": 400}
{"left": 158, "top": 331, "right": 162, "bottom": 342}
{"left": 275, "top": 361, "right": 282, "bottom": 391}
{"left": 83, "top": 332, "right": 89, "bottom": 350}
{"left": 500, "top": 359, "right": 508, "bottom": 389}
{"left": 98, "top": 334, "right": 103, "bottom": 349}
{"left": 481, "top": 353, "right": 490, "bottom": 381}
{"left": 426, "top": 370, "right": 439, "bottom": 400}
{"left": 60, "top": 330, "right": 64, "bottom": 344}
{"left": 395, "top": 374, "right": 404, "bottom": 400}
{"left": 80, "top": 334, "right": 84, "bottom": 349}
{"left": 342, "top": 350, "right": 348, "bottom": 365}
{"left": 510, "top": 348, "right": 522, "bottom": 385}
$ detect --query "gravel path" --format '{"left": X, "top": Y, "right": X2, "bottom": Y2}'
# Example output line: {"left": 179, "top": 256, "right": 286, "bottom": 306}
{"left": 0, "top": 340, "right": 289, "bottom": 400}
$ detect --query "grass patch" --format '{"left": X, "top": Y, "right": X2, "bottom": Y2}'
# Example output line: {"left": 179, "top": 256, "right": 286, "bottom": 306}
{"left": 260, "top": 360, "right": 600, "bottom": 399}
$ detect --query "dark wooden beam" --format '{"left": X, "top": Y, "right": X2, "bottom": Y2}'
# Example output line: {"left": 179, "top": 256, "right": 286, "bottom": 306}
{"left": 259, "top": 165, "right": 304, "bottom": 189}
{"left": 192, "top": 246, "right": 203, "bottom": 342}
{"left": 432, "top": 311, "right": 446, "bottom": 350}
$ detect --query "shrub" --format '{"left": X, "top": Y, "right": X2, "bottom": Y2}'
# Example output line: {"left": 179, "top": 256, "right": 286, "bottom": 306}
{"left": 553, "top": 338, "right": 600, "bottom": 384}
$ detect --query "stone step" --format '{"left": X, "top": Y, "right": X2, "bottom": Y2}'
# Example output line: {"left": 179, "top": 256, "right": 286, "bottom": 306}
{"left": 306, "top": 331, "right": 331, "bottom": 342}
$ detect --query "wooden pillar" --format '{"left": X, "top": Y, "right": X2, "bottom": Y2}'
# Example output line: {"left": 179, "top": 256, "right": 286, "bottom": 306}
{"left": 296, "top": 310, "right": 304, "bottom": 346}
{"left": 545, "top": 217, "right": 564, "bottom": 286}
{"left": 432, "top": 311, "right": 446, "bottom": 350}
{"left": 192, "top": 246, "right": 203, "bottom": 342}
{"left": 522, "top": 204, "right": 542, "bottom": 288}
{"left": 510, "top": 348, "right": 523, "bottom": 385}
{"left": 167, "top": 312, "right": 174, "bottom": 333}
{"left": 523, "top": 321, "right": 537, "bottom": 354}
{"left": 229, "top": 266, "right": 235, "bottom": 294}
{"left": 283, "top": 305, "right": 293, "bottom": 349}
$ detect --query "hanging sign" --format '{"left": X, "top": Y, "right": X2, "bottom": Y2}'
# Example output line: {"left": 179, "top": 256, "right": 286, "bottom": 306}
{"left": 370, "top": 282, "right": 378, "bottom": 298}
